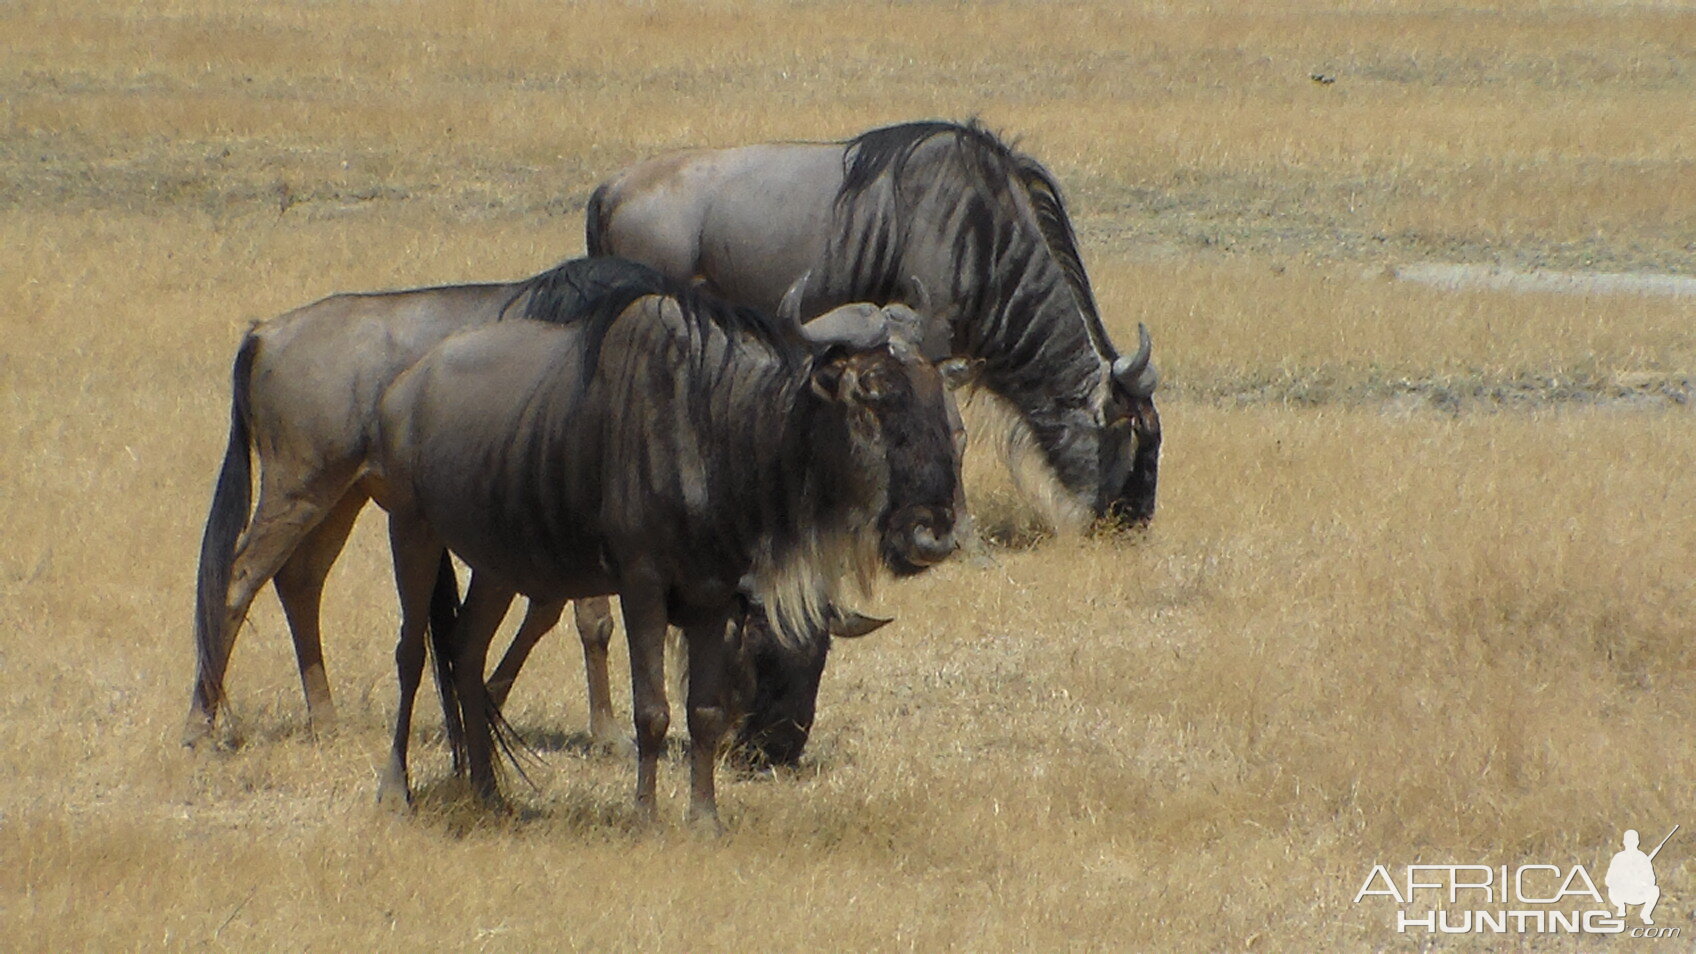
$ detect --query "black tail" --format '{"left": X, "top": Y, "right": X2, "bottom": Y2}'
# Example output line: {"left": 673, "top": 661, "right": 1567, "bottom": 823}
{"left": 191, "top": 333, "right": 259, "bottom": 709}
{"left": 584, "top": 182, "right": 613, "bottom": 256}
{"left": 425, "top": 551, "right": 466, "bottom": 773}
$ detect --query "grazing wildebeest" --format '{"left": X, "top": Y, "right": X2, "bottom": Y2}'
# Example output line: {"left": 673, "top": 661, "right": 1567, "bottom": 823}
{"left": 586, "top": 119, "right": 1161, "bottom": 762}
{"left": 368, "top": 285, "right": 958, "bottom": 824}
{"left": 185, "top": 257, "right": 820, "bottom": 751}
{"left": 588, "top": 119, "right": 1161, "bottom": 527}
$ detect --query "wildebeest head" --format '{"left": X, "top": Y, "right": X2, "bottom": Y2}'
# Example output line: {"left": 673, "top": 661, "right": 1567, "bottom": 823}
{"left": 796, "top": 299, "right": 960, "bottom": 576}
{"left": 725, "top": 601, "right": 890, "bottom": 768}
{"left": 1098, "top": 323, "right": 1161, "bottom": 527}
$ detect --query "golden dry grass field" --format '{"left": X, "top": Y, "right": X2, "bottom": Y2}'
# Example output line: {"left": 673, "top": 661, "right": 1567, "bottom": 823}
{"left": 4, "top": 1, "right": 1696, "bottom": 950}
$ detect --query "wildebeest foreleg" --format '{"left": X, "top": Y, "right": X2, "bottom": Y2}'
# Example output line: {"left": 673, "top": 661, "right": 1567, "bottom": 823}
{"left": 484, "top": 598, "right": 566, "bottom": 709}
{"left": 451, "top": 574, "right": 519, "bottom": 807}
{"left": 684, "top": 616, "right": 733, "bottom": 833}
{"left": 377, "top": 513, "right": 441, "bottom": 812}
{"left": 271, "top": 490, "right": 367, "bottom": 736}
{"left": 619, "top": 585, "right": 670, "bottom": 823}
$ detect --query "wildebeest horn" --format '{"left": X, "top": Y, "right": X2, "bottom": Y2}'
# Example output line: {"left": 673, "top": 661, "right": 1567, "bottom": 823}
{"left": 1111, "top": 323, "right": 1159, "bottom": 396}
{"left": 801, "top": 302, "right": 887, "bottom": 350}
{"left": 828, "top": 608, "right": 894, "bottom": 639}
{"left": 778, "top": 271, "right": 811, "bottom": 326}
{"left": 879, "top": 303, "right": 926, "bottom": 350}
{"left": 908, "top": 276, "right": 931, "bottom": 313}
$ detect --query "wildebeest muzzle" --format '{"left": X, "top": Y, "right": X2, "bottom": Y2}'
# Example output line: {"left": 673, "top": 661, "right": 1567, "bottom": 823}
{"left": 884, "top": 504, "right": 957, "bottom": 575}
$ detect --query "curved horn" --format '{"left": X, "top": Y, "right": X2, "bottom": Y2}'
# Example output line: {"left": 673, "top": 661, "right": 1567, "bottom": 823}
{"left": 1112, "top": 323, "right": 1159, "bottom": 396}
{"left": 878, "top": 303, "right": 926, "bottom": 349}
{"left": 827, "top": 608, "right": 894, "bottom": 639}
{"left": 777, "top": 271, "right": 811, "bottom": 326}
{"left": 800, "top": 302, "right": 887, "bottom": 350}
{"left": 907, "top": 276, "right": 931, "bottom": 313}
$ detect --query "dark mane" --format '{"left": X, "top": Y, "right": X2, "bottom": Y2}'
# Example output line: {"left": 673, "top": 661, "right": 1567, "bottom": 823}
{"left": 503, "top": 256, "right": 676, "bottom": 327}
{"left": 819, "top": 120, "right": 1137, "bottom": 508}
{"left": 838, "top": 120, "right": 1016, "bottom": 205}
{"left": 1011, "top": 156, "right": 1114, "bottom": 360}
{"left": 506, "top": 256, "right": 807, "bottom": 390}
{"left": 830, "top": 120, "right": 1118, "bottom": 362}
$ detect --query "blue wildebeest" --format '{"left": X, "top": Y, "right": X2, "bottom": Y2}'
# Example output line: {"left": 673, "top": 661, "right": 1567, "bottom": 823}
{"left": 185, "top": 257, "right": 870, "bottom": 753}
{"left": 578, "top": 119, "right": 1161, "bottom": 762}
{"left": 368, "top": 283, "right": 959, "bottom": 824}
{"left": 589, "top": 119, "right": 1160, "bottom": 526}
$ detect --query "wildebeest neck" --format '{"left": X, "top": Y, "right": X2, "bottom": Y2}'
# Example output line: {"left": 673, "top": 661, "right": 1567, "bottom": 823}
{"left": 585, "top": 304, "right": 884, "bottom": 643}
{"left": 818, "top": 123, "right": 1149, "bottom": 524}
{"left": 949, "top": 199, "right": 1117, "bottom": 521}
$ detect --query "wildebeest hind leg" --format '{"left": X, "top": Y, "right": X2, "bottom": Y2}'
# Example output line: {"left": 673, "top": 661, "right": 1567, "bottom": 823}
{"left": 185, "top": 484, "right": 343, "bottom": 747}
{"left": 272, "top": 490, "right": 366, "bottom": 736}
{"left": 484, "top": 598, "right": 565, "bottom": 710}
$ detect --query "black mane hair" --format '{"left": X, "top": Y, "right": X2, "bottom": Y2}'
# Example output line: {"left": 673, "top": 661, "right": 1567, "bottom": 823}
{"left": 508, "top": 255, "right": 677, "bottom": 327}
{"left": 832, "top": 119, "right": 1119, "bottom": 364}
{"left": 838, "top": 119, "right": 1020, "bottom": 209}
{"left": 505, "top": 256, "right": 809, "bottom": 392}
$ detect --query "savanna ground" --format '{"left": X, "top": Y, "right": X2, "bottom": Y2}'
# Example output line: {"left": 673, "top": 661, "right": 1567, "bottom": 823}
{"left": 4, "top": 1, "right": 1695, "bottom": 950}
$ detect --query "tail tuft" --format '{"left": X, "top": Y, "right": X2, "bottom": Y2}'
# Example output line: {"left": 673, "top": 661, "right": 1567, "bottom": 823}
{"left": 425, "top": 551, "right": 465, "bottom": 773}
{"left": 424, "top": 554, "right": 540, "bottom": 789}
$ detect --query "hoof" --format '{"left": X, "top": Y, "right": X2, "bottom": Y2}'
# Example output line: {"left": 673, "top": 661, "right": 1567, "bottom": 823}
{"left": 592, "top": 731, "right": 636, "bottom": 759}
{"left": 181, "top": 718, "right": 215, "bottom": 750}
{"left": 376, "top": 778, "right": 413, "bottom": 815}
{"left": 184, "top": 719, "right": 242, "bottom": 751}
{"left": 688, "top": 807, "right": 726, "bottom": 837}
{"left": 472, "top": 781, "right": 510, "bottom": 815}
{"left": 305, "top": 707, "right": 339, "bottom": 741}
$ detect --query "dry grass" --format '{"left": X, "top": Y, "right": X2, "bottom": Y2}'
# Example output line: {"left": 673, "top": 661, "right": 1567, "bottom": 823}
{"left": 4, "top": 2, "right": 1695, "bottom": 951}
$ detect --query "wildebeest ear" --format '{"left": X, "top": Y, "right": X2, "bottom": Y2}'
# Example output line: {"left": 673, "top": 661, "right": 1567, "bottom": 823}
{"left": 937, "top": 357, "right": 984, "bottom": 391}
